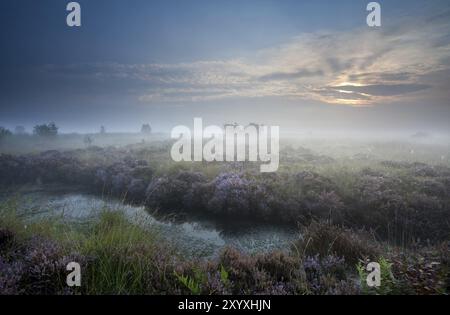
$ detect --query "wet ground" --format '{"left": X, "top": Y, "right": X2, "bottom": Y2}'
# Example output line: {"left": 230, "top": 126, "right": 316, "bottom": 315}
{"left": 0, "top": 185, "right": 298, "bottom": 258}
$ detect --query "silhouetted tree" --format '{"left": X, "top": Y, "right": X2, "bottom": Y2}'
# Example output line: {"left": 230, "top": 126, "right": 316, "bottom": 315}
{"left": 100, "top": 126, "right": 106, "bottom": 134}
{"left": 141, "top": 124, "right": 152, "bottom": 134}
{"left": 33, "top": 123, "right": 58, "bottom": 137}
{"left": 0, "top": 127, "right": 12, "bottom": 140}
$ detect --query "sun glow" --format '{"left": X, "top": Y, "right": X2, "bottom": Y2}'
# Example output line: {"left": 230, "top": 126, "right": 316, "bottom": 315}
{"left": 335, "top": 81, "right": 365, "bottom": 87}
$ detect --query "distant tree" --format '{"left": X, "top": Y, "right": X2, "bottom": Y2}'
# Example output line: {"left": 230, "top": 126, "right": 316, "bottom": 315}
{"left": 14, "top": 126, "right": 26, "bottom": 135}
{"left": 141, "top": 124, "right": 152, "bottom": 134}
{"left": 100, "top": 126, "right": 106, "bottom": 134}
{"left": 33, "top": 122, "right": 58, "bottom": 137}
{"left": 0, "top": 127, "right": 12, "bottom": 140}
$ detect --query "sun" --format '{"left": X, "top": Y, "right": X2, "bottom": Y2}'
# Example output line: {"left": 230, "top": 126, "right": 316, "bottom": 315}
{"left": 335, "top": 81, "right": 365, "bottom": 87}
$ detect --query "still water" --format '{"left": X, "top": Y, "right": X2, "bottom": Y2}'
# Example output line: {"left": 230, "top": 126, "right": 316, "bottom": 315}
{"left": 0, "top": 185, "right": 298, "bottom": 258}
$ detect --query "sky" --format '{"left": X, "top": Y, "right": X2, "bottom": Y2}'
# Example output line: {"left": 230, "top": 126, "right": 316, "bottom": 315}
{"left": 0, "top": 0, "right": 450, "bottom": 134}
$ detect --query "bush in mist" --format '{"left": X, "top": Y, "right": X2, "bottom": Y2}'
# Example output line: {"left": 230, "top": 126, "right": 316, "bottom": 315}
{"left": 141, "top": 124, "right": 152, "bottom": 134}
{"left": 145, "top": 171, "right": 207, "bottom": 211}
{"left": 0, "top": 127, "right": 12, "bottom": 140}
{"left": 33, "top": 122, "right": 58, "bottom": 137}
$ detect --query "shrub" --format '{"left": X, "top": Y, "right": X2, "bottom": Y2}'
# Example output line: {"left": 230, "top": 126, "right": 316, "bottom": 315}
{"left": 207, "top": 173, "right": 253, "bottom": 216}
{"left": 303, "top": 255, "right": 358, "bottom": 295}
{"left": 145, "top": 171, "right": 207, "bottom": 212}
{"left": 295, "top": 221, "right": 380, "bottom": 266}
{"left": 0, "top": 127, "right": 12, "bottom": 140}
{"left": 141, "top": 124, "right": 152, "bottom": 134}
{"left": 33, "top": 123, "right": 58, "bottom": 137}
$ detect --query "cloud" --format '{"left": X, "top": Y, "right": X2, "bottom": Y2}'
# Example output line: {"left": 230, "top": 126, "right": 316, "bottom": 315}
{"left": 38, "top": 8, "right": 450, "bottom": 107}
{"left": 329, "top": 84, "right": 430, "bottom": 96}
{"left": 347, "top": 72, "right": 416, "bottom": 84}
{"left": 259, "top": 69, "right": 324, "bottom": 81}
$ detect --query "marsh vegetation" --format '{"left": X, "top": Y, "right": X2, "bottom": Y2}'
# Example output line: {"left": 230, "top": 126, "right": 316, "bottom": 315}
{"left": 0, "top": 132, "right": 449, "bottom": 295}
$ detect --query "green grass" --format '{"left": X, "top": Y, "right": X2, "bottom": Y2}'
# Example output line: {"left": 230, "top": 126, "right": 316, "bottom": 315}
{"left": 0, "top": 201, "right": 178, "bottom": 295}
{"left": 73, "top": 210, "right": 165, "bottom": 294}
{"left": 0, "top": 199, "right": 72, "bottom": 243}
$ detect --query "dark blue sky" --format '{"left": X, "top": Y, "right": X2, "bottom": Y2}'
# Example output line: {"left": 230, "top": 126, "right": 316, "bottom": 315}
{"left": 1, "top": 0, "right": 450, "bottom": 133}
{"left": 0, "top": 0, "right": 436, "bottom": 64}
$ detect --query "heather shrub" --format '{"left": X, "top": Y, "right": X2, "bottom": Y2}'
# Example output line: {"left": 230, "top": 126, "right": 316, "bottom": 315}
{"left": 303, "top": 255, "right": 359, "bottom": 295}
{"left": 18, "top": 237, "right": 75, "bottom": 295}
{"left": 295, "top": 221, "right": 380, "bottom": 266}
{"left": 0, "top": 256, "right": 24, "bottom": 295}
{"left": 216, "top": 247, "right": 307, "bottom": 295}
{"left": 126, "top": 179, "right": 147, "bottom": 203}
{"left": 406, "top": 193, "right": 448, "bottom": 242}
{"left": 349, "top": 171, "right": 450, "bottom": 244}
{"left": 0, "top": 232, "right": 83, "bottom": 295}
{"left": 145, "top": 171, "right": 207, "bottom": 212}
{"left": 207, "top": 173, "right": 254, "bottom": 216}
{"left": 216, "top": 247, "right": 267, "bottom": 294}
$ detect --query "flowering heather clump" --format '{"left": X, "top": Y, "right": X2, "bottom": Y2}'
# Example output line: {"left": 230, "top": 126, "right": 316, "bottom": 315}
{"left": 255, "top": 251, "right": 303, "bottom": 283}
{"left": 303, "top": 255, "right": 358, "bottom": 295}
{"left": 145, "top": 171, "right": 207, "bottom": 212}
{"left": 17, "top": 236, "right": 85, "bottom": 295}
{"left": 0, "top": 231, "right": 85, "bottom": 295}
{"left": 0, "top": 257, "right": 25, "bottom": 295}
{"left": 215, "top": 247, "right": 306, "bottom": 295}
{"left": 207, "top": 173, "right": 254, "bottom": 216}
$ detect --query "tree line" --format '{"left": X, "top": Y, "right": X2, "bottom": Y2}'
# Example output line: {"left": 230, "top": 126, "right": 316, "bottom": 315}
{"left": 0, "top": 123, "right": 153, "bottom": 140}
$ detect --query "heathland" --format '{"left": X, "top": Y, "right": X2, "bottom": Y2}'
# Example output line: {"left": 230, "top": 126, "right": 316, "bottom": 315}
{"left": 0, "top": 132, "right": 449, "bottom": 294}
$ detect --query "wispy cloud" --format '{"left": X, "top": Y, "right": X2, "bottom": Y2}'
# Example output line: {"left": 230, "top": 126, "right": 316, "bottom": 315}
{"left": 41, "top": 10, "right": 450, "bottom": 107}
